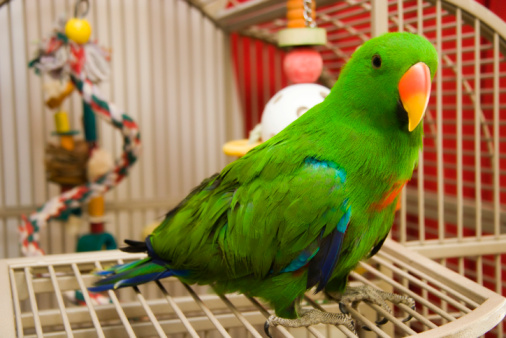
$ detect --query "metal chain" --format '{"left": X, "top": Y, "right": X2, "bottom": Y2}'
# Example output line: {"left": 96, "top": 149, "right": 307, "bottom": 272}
{"left": 74, "top": 0, "right": 89, "bottom": 18}
{"left": 303, "top": 0, "right": 316, "bottom": 28}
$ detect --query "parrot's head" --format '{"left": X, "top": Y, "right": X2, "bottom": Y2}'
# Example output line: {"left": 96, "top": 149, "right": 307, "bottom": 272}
{"left": 332, "top": 32, "right": 438, "bottom": 134}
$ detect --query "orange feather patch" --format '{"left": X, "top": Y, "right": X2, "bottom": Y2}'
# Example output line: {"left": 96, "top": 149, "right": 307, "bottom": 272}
{"left": 372, "top": 181, "right": 407, "bottom": 211}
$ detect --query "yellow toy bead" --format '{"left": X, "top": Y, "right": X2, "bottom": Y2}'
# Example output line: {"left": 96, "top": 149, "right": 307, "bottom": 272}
{"left": 55, "top": 111, "right": 71, "bottom": 133}
{"left": 65, "top": 18, "right": 92, "bottom": 44}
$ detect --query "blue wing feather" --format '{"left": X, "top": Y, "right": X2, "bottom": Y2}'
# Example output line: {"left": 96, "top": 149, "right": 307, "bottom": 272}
{"left": 293, "top": 158, "right": 352, "bottom": 292}
{"left": 307, "top": 203, "right": 351, "bottom": 292}
{"left": 279, "top": 247, "right": 320, "bottom": 273}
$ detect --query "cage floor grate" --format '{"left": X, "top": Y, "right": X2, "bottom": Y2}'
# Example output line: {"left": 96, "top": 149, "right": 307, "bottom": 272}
{"left": 1, "top": 239, "right": 505, "bottom": 337}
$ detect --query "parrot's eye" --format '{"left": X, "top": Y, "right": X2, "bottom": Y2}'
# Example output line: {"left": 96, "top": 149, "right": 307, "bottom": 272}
{"left": 372, "top": 54, "right": 382, "bottom": 68}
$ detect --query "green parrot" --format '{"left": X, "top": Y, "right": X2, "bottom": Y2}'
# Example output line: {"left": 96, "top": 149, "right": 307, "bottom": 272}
{"left": 91, "top": 32, "right": 437, "bottom": 332}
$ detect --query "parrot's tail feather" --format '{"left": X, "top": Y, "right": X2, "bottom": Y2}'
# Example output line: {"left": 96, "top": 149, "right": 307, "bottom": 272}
{"left": 112, "top": 269, "right": 175, "bottom": 289}
{"left": 88, "top": 284, "right": 117, "bottom": 293}
{"left": 114, "top": 258, "right": 152, "bottom": 274}
{"left": 121, "top": 239, "right": 148, "bottom": 253}
{"left": 90, "top": 257, "right": 186, "bottom": 292}
{"left": 95, "top": 269, "right": 115, "bottom": 276}
{"left": 94, "top": 258, "right": 151, "bottom": 277}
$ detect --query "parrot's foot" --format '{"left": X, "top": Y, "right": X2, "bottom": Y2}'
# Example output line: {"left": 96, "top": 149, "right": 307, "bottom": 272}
{"left": 264, "top": 309, "right": 356, "bottom": 338}
{"left": 327, "top": 285, "right": 415, "bottom": 330}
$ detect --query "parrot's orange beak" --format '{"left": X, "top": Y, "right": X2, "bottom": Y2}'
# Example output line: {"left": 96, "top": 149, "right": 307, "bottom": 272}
{"left": 398, "top": 62, "right": 432, "bottom": 132}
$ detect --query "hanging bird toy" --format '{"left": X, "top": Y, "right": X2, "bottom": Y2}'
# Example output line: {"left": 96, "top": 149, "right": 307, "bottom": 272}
{"left": 21, "top": 0, "right": 140, "bottom": 258}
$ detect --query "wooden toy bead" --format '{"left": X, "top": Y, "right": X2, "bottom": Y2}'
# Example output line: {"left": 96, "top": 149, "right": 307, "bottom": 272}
{"left": 284, "top": 48, "right": 323, "bottom": 83}
{"left": 65, "top": 18, "right": 92, "bottom": 44}
{"left": 278, "top": 27, "right": 327, "bottom": 47}
{"left": 54, "top": 111, "right": 76, "bottom": 150}
{"left": 286, "top": 0, "right": 315, "bottom": 11}
{"left": 45, "top": 81, "right": 75, "bottom": 109}
{"left": 286, "top": 0, "right": 315, "bottom": 28}
{"left": 278, "top": 0, "right": 325, "bottom": 47}
{"left": 55, "top": 111, "right": 71, "bottom": 133}
{"left": 286, "top": 0, "right": 302, "bottom": 9}
{"left": 59, "top": 135, "right": 75, "bottom": 151}
{"left": 88, "top": 195, "right": 105, "bottom": 217}
{"left": 287, "top": 19, "right": 307, "bottom": 28}
{"left": 287, "top": 9, "right": 306, "bottom": 20}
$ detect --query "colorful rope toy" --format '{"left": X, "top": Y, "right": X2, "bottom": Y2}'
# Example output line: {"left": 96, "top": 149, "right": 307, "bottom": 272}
{"left": 21, "top": 0, "right": 140, "bottom": 257}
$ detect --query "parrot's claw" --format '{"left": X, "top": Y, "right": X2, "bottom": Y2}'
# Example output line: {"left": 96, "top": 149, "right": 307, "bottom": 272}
{"left": 264, "top": 320, "right": 273, "bottom": 338}
{"left": 338, "top": 302, "right": 349, "bottom": 314}
{"left": 328, "top": 285, "right": 415, "bottom": 330}
{"left": 264, "top": 309, "right": 356, "bottom": 337}
{"left": 361, "top": 316, "right": 389, "bottom": 331}
{"left": 402, "top": 302, "right": 416, "bottom": 323}
{"left": 375, "top": 316, "right": 389, "bottom": 326}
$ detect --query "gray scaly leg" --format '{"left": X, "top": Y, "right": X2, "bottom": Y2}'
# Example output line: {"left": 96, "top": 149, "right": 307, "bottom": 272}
{"left": 265, "top": 308, "right": 356, "bottom": 337}
{"left": 327, "top": 284, "right": 415, "bottom": 329}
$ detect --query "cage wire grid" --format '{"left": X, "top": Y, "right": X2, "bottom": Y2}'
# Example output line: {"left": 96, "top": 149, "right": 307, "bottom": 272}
{"left": 0, "top": 239, "right": 504, "bottom": 337}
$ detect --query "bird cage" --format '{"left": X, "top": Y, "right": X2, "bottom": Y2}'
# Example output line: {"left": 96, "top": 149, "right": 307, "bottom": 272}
{"left": 0, "top": 0, "right": 505, "bottom": 337}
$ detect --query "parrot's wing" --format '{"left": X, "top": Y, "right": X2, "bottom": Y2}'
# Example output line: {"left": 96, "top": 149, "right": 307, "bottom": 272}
{"left": 90, "top": 155, "right": 351, "bottom": 293}
{"left": 223, "top": 157, "right": 350, "bottom": 292}
{"left": 306, "top": 197, "right": 350, "bottom": 292}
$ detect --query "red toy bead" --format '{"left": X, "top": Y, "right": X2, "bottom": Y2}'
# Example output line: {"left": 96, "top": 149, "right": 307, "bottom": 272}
{"left": 283, "top": 48, "right": 323, "bottom": 83}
